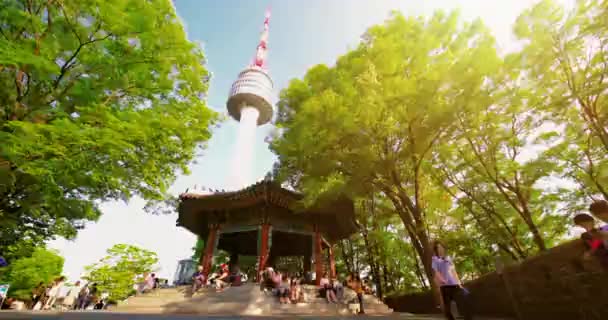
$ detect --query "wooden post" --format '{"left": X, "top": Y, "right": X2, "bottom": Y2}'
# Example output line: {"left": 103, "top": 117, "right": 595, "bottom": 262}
{"left": 257, "top": 223, "right": 271, "bottom": 282}
{"left": 328, "top": 245, "right": 336, "bottom": 279}
{"left": 314, "top": 225, "right": 323, "bottom": 285}
{"left": 304, "top": 254, "right": 311, "bottom": 274}
{"left": 201, "top": 224, "right": 220, "bottom": 280}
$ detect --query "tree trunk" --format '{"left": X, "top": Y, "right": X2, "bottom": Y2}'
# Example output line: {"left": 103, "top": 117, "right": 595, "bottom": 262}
{"left": 338, "top": 240, "right": 353, "bottom": 273}
{"left": 362, "top": 225, "right": 382, "bottom": 298}
{"left": 515, "top": 191, "right": 547, "bottom": 251}
{"left": 368, "top": 197, "right": 384, "bottom": 298}
{"left": 382, "top": 184, "right": 437, "bottom": 302}
{"left": 382, "top": 263, "right": 391, "bottom": 293}
{"left": 522, "top": 209, "right": 547, "bottom": 251}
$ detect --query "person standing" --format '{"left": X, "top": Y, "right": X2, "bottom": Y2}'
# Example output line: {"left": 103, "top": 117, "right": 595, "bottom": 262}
{"left": 145, "top": 273, "right": 156, "bottom": 292}
{"left": 44, "top": 277, "right": 65, "bottom": 310}
{"left": 76, "top": 283, "right": 89, "bottom": 310}
{"left": 432, "top": 241, "right": 473, "bottom": 320}
{"left": 30, "top": 282, "right": 46, "bottom": 310}
{"left": 62, "top": 281, "right": 81, "bottom": 310}
{"left": 86, "top": 283, "right": 99, "bottom": 310}
{"left": 346, "top": 273, "right": 365, "bottom": 314}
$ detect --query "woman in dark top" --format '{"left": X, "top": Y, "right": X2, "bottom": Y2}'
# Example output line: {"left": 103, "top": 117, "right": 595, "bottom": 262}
{"left": 86, "top": 283, "right": 98, "bottom": 310}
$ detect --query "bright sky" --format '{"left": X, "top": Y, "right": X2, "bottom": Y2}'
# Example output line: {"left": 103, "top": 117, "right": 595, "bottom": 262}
{"left": 48, "top": 0, "right": 573, "bottom": 282}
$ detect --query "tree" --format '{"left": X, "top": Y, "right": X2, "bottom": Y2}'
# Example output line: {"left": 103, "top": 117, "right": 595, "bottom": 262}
{"left": 271, "top": 10, "right": 502, "bottom": 293}
{"left": 272, "top": 0, "right": 606, "bottom": 299}
{"left": 84, "top": 244, "right": 158, "bottom": 301}
{"left": 0, "top": 0, "right": 216, "bottom": 259}
{"left": 434, "top": 68, "right": 569, "bottom": 253}
{"left": 191, "top": 237, "right": 204, "bottom": 262}
{"left": 513, "top": 0, "right": 608, "bottom": 201}
{"left": 0, "top": 247, "right": 63, "bottom": 301}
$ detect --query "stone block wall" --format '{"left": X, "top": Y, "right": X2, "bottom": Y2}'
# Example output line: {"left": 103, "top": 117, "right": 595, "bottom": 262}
{"left": 385, "top": 240, "right": 608, "bottom": 320}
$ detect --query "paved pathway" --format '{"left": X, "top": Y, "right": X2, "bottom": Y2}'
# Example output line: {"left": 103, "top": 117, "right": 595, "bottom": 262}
{"left": 0, "top": 311, "right": 446, "bottom": 319}
{"left": 0, "top": 311, "right": 510, "bottom": 320}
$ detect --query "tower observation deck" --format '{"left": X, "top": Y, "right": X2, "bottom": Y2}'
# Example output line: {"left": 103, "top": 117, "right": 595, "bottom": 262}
{"left": 226, "top": 10, "right": 273, "bottom": 126}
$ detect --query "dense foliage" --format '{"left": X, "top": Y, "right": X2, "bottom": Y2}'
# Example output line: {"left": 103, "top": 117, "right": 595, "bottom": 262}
{"left": 191, "top": 237, "right": 205, "bottom": 262}
{"left": 84, "top": 244, "right": 158, "bottom": 301}
{"left": 0, "top": 0, "right": 216, "bottom": 261}
{"left": 271, "top": 0, "right": 607, "bottom": 297}
{"left": 0, "top": 248, "right": 64, "bottom": 301}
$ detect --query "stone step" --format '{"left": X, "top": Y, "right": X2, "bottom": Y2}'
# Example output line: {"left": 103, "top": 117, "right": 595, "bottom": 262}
{"left": 112, "top": 283, "right": 393, "bottom": 316}
{"left": 113, "top": 305, "right": 392, "bottom": 316}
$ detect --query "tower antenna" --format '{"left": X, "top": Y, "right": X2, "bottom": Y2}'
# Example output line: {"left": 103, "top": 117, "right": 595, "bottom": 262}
{"left": 225, "top": 9, "right": 275, "bottom": 189}
{"left": 253, "top": 7, "right": 271, "bottom": 68}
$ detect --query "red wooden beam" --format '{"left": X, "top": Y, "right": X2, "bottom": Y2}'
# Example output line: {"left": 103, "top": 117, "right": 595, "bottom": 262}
{"left": 201, "top": 224, "right": 220, "bottom": 280}
{"left": 314, "top": 225, "right": 324, "bottom": 285}
{"left": 257, "top": 223, "right": 271, "bottom": 282}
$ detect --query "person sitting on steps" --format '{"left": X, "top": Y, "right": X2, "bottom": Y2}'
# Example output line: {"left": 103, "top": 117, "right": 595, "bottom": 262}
{"left": 228, "top": 254, "right": 242, "bottom": 286}
{"left": 270, "top": 269, "right": 282, "bottom": 295}
{"left": 289, "top": 276, "right": 303, "bottom": 303}
{"left": 277, "top": 274, "right": 291, "bottom": 304}
{"left": 192, "top": 265, "right": 206, "bottom": 293}
{"left": 260, "top": 266, "right": 276, "bottom": 292}
{"left": 332, "top": 276, "right": 344, "bottom": 301}
{"left": 320, "top": 272, "right": 338, "bottom": 303}
{"left": 215, "top": 264, "right": 230, "bottom": 292}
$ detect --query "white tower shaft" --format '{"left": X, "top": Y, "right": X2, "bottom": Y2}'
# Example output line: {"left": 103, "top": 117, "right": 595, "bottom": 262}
{"left": 228, "top": 107, "right": 260, "bottom": 190}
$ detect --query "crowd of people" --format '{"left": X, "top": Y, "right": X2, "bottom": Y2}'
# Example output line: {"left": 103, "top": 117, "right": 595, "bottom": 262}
{"left": 257, "top": 266, "right": 367, "bottom": 314}
{"left": 259, "top": 268, "right": 304, "bottom": 304}
{"left": 191, "top": 254, "right": 247, "bottom": 294}
{"left": 26, "top": 278, "right": 105, "bottom": 311}
{"left": 190, "top": 253, "right": 370, "bottom": 314}
{"left": 5, "top": 272, "right": 165, "bottom": 311}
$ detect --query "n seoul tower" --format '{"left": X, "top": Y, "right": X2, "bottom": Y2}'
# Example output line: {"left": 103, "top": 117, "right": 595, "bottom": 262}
{"left": 226, "top": 9, "right": 274, "bottom": 190}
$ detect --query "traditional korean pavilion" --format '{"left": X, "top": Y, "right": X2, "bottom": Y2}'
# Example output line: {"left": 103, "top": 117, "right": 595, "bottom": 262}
{"left": 177, "top": 180, "right": 358, "bottom": 284}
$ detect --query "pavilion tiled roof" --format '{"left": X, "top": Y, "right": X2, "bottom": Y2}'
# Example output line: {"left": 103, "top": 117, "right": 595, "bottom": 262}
{"left": 177, "top": 180, "right": 358, "bottom": 242}
{"left": 178, "top": 180, "right": 301, "bottom": 211}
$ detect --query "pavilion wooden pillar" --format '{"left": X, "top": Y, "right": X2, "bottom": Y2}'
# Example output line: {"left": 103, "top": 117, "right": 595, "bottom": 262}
{"left": 304, "top": 244, "right": 312, "bottom": 284}
{"left": 314, "top": 225, "right": 324, "bottom": 285}
{"left": 303, "top": 254, "right": 312, "bottom": 274}
{"left": 328, "top": 245, "right": 336, "bottom": 279}
{"left": 201, "top": 224, "right": 220, "bottom": 279}
{"left": 257, "top": 223, "right": 271, "bottom": 282}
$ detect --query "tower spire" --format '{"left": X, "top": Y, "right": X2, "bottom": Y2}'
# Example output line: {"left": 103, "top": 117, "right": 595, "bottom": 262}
{"left": 253, "top": 8, "right": 271, "bottom": 68}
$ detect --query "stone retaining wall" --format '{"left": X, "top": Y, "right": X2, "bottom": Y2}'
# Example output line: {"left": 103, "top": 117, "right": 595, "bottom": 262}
{"left": 385, "top": 240, "right": 608, "bottom": 320}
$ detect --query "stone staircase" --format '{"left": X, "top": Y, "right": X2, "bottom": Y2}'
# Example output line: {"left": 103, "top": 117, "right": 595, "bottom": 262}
{"left": 111, "top": 283, "right": 393, "bottom": 316}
